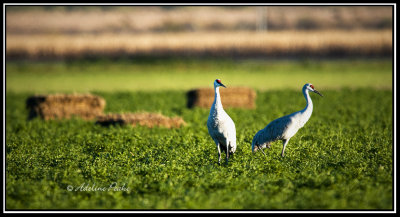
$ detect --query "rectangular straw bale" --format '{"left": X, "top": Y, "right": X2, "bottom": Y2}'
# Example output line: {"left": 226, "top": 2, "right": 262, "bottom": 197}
{"left": 96, "top": 113, "right": 186, "bottom": 128}
{"left": 187, "top": 87, "right": 256, "bottom": 109}
{"left": 26, "top": 94, "right": 106, "bottom": 120}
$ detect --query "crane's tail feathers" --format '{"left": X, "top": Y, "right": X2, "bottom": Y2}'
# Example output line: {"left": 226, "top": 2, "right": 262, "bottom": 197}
{"left": 230, "top": 141, "right": 237, "bottom": 154}
{"left": 227, "top": 141, "right": 236, "bottom": 154}
{"left": 251, "top": 134, "right": 262, "bottom": 152}
{"left": 251, "top": 133, "right": 259, "bottom": 153}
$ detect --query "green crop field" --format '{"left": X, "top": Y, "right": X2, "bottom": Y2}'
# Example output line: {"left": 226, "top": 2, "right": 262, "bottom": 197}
{"left": 6, "top": 58, "right": 392, "bottom": 93}
{"left": 5, "top": 58, "right": 393, "bottom": 210}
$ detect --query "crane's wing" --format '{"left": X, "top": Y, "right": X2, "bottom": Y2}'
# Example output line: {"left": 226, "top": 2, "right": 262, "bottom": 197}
{"left": 253, "top": 114, "right": 294, "bottom": 147}
{"left": 207, "top": 111, "right": 236, "bottom": 153}
{"left": 224, "top": 113, "right": 236, "bottom": 153}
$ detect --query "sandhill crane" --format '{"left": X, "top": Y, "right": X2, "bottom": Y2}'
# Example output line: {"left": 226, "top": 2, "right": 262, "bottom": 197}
{"left": 252, "top": 83, "right": 323, "bottom": 157}
{"left": 207, "top": 79, "right": 237, "bottom": 164}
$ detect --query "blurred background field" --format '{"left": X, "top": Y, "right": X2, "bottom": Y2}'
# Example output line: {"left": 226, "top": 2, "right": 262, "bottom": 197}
{"left": 6, "top": 6, "right": 392, "bottom": 60}
{"left": 6, "top": 6, "right": 393, "bottom": 34}
{"left": 5, "top": 5, "right": 394, "bottom": 210}
{"left": 5, "top": 6, "right": 394, "bottom": 93}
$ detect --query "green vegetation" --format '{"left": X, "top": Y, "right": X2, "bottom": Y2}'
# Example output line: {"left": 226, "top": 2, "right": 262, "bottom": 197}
{"left": 6, "top": 58, "right": 392, "bottom": 93}
{"left": 6, "top": 88, "right": 392, "bottom": 209}
{"left": 5, "top": 58, "right": 393, "bottom": 209}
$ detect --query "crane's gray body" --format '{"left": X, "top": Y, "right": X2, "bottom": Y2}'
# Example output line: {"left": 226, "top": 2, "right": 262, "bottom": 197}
{"left": 251, "top": 83, "right": 322, "bottom": 157}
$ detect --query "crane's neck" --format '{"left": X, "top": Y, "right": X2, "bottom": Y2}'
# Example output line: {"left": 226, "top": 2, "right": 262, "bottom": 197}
{"left": 300, "top": 88, "right": 313, "bottom": 121}
{"left": 211, "top": 86, "right": 224, "bottom": 113}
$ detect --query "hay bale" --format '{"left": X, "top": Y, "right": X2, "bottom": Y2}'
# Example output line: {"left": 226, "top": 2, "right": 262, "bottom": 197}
{"left": 96, "top": 113, "right": 186, "bottom": 128}
{"left": 26, "top": 94, "right": 106, "bottom": 120}
{"left": 187, "top": 87, "right": 256, "bottom": 109}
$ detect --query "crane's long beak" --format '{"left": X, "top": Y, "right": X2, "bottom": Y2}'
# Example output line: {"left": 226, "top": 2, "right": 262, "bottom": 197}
{"left": 313, "top": 89, "right": 323, "bottom": 97}
{"left": 220, "top": 83, "right": 226, "bottom": 88}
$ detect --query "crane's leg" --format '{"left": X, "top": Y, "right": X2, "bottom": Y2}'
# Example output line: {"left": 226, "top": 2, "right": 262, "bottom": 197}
{"left": 281, "top": 139, "right": 290, "bottom": 157}
{"left": 225, "top": 140, "right": 230, "bottom": 164}
{"left": 216, "top": 143, "right": 222, "bottom": 165}
{"left": 257, "top": 143, "right": 266, "bottom": 156}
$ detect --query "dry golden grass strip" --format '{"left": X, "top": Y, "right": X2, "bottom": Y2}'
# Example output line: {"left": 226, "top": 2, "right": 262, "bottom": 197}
{"left": 26, "top": 94, "right": 106, "bottom": 120}
{"left": 187, "top": 87, "right": 256, "bottom": 109}
{"left": 6, "top": 7, "right": 392, "bottom": 34}
{"left": 96, "top": 113, "right": 186, "bottom": 128}
{"left": 6, "top": 30, "right": 392, "bottom": 59}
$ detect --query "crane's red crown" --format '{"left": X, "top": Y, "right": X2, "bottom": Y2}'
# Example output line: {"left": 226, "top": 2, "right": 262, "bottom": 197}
{"left": 310, "top": 84, "right": 314, "bottom": 89}
{"left": 216, "top": 79, "right": 221, "bottom": 84}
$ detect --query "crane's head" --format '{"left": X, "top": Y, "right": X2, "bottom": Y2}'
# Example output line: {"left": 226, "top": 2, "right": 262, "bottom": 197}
{"left": 214, "top": 79, "right": 226, "bottom": 88}
{"left": 304, "top": 83, "right": 323, "bottom": 97}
